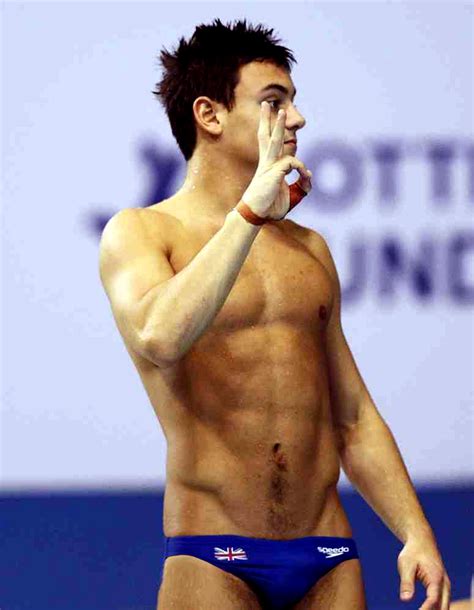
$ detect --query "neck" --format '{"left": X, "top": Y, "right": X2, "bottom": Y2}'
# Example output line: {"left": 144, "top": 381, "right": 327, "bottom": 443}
{"left": 176, "top": 147, "right": 257, "bottom": 223}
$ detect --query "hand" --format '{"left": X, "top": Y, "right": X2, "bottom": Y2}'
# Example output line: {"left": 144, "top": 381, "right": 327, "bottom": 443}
{"left": 397, "top": 535, "right": 451, "bottom": 609}
{"left": 241, "top": 101, "right": 312, "bottom": 220}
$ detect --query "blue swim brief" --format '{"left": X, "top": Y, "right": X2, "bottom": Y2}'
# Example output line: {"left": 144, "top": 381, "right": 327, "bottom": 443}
{"left": 159, "top": 534, "right": 359, "bottom": 609}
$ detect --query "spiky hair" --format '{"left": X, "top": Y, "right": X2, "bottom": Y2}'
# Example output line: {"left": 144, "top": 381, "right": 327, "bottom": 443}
{"left": 152, "top": 18, "right": 296, "bottom": 160}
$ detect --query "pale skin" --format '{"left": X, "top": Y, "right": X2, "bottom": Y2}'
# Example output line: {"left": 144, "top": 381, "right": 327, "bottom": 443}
{"left": 100, "top": 61, "right": 451, "bottom": 609}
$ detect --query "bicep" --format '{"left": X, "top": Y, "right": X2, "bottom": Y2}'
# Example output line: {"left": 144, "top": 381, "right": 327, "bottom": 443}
{"left": 99, "top": 208, "right": 175, "bottom": 360}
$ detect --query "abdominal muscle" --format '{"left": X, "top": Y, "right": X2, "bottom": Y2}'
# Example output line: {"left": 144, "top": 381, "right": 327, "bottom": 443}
{"left": 136, "top": 324, "right": 354, "bottom": 541}
{"left": 162, "top": 436, "right": 351, "bottom": 540}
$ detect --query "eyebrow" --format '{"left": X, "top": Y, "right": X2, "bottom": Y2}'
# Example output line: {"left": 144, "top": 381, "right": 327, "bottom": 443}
{"left": 259, "top": 83, "right": 297, "bottom": 100}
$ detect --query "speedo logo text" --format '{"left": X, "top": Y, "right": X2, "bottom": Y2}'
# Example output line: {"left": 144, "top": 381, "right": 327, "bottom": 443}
{"left": 317, "top": 546, "right": 350, "bottom": 558}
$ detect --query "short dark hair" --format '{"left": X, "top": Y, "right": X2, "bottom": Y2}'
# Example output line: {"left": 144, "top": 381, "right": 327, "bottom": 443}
{"left": 152, "top": 18, "right": 296, "bottom": 161}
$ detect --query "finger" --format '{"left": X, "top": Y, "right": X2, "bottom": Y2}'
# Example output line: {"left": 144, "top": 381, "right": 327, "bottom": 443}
{"left": 440, "top": 578, "right": 451, "bottom": 610}
{"left": 399, "top": 560, "right": 417, "bottom": 601}
{"left": 257, "top": 101, "right": 271, "bottom": 157}
{"left": 295, "top": 165, "right": 312, "bottom": 194}
{"left": 267, "top": 108, "right": 286, "bottom": 161}
{"left": 419, "top": 580, "right": 442, "bottom": 610}
{"left": 288, "top": 175, "right": 312, "bottom": 212}
{"left": 278, "top": 155, "right": 310, "bottom": 180}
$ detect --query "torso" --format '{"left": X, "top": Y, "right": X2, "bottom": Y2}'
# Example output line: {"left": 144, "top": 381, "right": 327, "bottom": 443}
{"left": 123, "top": 196, "right": 353, "bottom": 540}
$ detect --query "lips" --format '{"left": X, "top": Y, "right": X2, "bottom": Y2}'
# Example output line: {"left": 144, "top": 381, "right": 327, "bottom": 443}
{"left": 285, "top": 140, "right": 297, "bottom": 144}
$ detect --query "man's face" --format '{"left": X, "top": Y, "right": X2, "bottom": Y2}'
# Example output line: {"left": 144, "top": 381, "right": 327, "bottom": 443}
{"left": 223, "top": 61, "right": 306, "bottom": 166}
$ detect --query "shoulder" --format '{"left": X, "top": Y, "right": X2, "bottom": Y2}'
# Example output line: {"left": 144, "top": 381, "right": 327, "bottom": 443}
{"left": 283, "top": 218, "right": 336, "bottom": 272}
{"left": 282, "top": 218, "right": 340, "bottom": 288}
{"left": 101, "top": 205, "right": 181, "bottom": 256}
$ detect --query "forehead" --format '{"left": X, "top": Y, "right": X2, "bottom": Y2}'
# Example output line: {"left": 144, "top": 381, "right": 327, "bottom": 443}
{"left": 235, "top": 61, "right": 295, "bottom": 99}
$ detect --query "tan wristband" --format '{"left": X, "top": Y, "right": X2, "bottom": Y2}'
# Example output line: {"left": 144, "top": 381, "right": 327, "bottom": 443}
{"left": 234, "top": 200, "right": 267, "bottom": 226}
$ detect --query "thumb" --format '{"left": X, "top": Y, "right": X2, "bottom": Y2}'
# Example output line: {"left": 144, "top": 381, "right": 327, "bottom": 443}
{"left": 288, "top": 180, "right": 310, "bottom": 212}
{"left": 399, "top": 561, "right": 417, "bottom": 601}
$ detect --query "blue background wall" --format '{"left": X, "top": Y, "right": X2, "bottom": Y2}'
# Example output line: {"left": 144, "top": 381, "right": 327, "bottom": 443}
{"left": 1, "top": 485, "right": 472, "bottom": 609}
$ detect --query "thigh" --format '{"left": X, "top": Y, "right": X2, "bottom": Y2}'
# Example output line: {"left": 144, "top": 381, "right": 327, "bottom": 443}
{"left": 156, "top": 555, "right": 262, "bottom": 610}
{"left": 292, "top": 558, "right": 367, "bottom": 610}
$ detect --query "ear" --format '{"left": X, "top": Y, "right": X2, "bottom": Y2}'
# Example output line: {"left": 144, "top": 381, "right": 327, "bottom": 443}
{"left": 192, "top": 97, "right": 224, "bottom": 137}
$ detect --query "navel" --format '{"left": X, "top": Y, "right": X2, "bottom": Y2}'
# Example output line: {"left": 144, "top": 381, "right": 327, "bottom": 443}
{"left": 271, "top": 443, "right": 287, "bottom": 471}
{"left": 319, "top": 305, "right": 327, "bottom": 320}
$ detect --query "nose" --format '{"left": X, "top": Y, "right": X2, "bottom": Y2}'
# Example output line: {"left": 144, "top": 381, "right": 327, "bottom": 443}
{"left": 286, "top": 102, "right": 306, "bottom": 132}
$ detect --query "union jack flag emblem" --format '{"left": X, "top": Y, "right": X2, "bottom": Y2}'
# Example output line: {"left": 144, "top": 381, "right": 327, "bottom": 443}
{"left": 213, "top": 546, "right": 248, "bottom": 561}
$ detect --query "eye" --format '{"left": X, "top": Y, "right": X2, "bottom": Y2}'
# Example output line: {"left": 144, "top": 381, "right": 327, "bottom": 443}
{"left": 267, "top": 99, "right": 282, "bottom": 110}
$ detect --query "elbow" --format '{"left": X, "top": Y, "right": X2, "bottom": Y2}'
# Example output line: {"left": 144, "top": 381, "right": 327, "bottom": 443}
{"left": 140, "top": 328, "right": 179, "bottom": 368}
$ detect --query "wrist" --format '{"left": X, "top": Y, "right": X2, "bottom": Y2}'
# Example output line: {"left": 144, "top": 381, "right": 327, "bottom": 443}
{"left": 403, "top": 523, "right": 436, "bottom": 545}
{"left": 234, "top": 200, "right": 268, "bottom": 226}
{"left": 227, "top": 208, "right": 263, "bottom": 233}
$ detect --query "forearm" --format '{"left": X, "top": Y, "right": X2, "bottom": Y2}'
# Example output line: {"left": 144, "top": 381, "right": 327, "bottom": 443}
{"left": 339, "top": 398, "right": 435, "bottom": 544}
{"left": 139, "top": 208, "right": 261, "bottom": 364}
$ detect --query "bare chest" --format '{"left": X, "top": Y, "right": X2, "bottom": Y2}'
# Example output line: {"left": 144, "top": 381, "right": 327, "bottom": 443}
{"left": 169, "top": 220, "right": 334, "bottom": 332}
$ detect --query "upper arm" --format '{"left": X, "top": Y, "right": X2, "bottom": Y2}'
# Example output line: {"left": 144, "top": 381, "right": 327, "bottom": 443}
{"left": 99, "top": 207, "right": 176, "bottom": 365}
{"left": 306, "top": 229, "right": 369, "bottom": 431}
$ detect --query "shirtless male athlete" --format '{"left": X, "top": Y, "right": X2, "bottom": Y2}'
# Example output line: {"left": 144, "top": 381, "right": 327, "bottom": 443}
{"left": 99, "top": 19, "right": 451, "bottom": 610}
